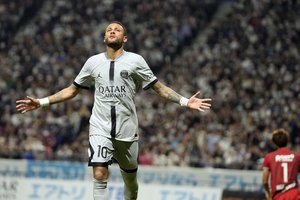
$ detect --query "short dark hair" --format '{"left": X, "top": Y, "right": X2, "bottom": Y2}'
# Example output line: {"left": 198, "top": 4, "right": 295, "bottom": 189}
{"left": 109, "top": 21, "right": 127, "bottom": 36}
{"left": 272, "top": 128, "right": 289, "bottom": 148}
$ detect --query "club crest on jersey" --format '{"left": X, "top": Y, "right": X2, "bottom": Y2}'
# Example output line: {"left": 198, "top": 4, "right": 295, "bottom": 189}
{"left": 120, "top": 70, "right": 129, "bottom": 79}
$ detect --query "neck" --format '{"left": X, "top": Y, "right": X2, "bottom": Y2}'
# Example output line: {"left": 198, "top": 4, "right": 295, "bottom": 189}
{"left": 106, "top": 47, "right": 124, "bottom": 60}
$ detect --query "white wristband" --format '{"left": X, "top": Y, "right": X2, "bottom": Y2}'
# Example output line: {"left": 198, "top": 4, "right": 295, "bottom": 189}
{"left": 38, "top": 97, "right": 50, "bottom": 107}
{"left": 179, "top": 97, "right": 189, "bottom": 107}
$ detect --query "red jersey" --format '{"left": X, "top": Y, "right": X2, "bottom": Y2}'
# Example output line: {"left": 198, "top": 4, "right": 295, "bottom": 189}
{"left": 263, "top": 147, "right": 300, "bottom": 199}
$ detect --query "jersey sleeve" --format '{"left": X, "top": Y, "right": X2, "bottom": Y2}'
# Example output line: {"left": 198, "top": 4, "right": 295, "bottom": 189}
{"left": 134, "top": 55, "right": 158, "bottom": 90}
{"left": 263, "top": 154, "right": 271, "bottom": 169}
{"left": 297, "top": 153, "right": 300, "bottom": 171}
{"left": 73, "top": 58, "right": 94, "bottom": 89}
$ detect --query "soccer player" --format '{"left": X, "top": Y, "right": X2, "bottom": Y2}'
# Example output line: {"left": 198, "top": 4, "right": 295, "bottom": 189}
{"left": 16, "top": 21, "right": 212, "bottom": 200}
{"left": 262, "top": 128, "right": 300, "bottom": 200}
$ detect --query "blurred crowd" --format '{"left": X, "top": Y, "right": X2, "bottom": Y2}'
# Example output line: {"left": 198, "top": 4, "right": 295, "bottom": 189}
{"left": 0, "top": 0, "right": 42, "bottom": 51}
{"left": 0, "top": 0, "right": 299, "bottom": 171}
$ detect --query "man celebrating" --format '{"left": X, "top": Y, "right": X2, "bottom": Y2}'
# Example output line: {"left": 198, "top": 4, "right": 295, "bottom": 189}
{"left": 262, "top": 128, "right": 300, "bottom": 200}
{"left": 16, "top": 21, "right": 212, "bottom": 200}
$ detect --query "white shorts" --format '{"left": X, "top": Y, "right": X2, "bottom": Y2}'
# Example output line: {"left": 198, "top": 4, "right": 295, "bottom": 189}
{"left": 88, "top": 127, "right": 138, "bottom": 170}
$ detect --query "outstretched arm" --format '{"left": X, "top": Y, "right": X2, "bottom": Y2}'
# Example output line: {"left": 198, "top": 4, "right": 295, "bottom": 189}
{"left": 151, "top": 81, "right": 211, "bottom": 111}
{"left": 16, "top": 84, "right": 80, "bottom": 113}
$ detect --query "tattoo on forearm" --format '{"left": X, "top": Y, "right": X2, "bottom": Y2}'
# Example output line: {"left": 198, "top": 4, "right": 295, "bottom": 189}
{"left": 47, "top": 85, "right": 78, "bottom": 105}
{"left": 166, "top": 89, "right": 181, "bottom": 103}
{"left": 50, "top": 91, "right": 65, "bottom": 104}
{"left": 49, "top": 88, "right": 72, "bottom": 104}
{"left": 153, "top": 82, "right": 182, "bottom": 104}
{"left": 155, "top": 86, "right": 181, "bottom": 103}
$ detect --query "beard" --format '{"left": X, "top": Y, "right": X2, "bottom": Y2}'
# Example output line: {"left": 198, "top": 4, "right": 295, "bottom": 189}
{"left": 104, "top": 38, "right": 123, "bottom": 50}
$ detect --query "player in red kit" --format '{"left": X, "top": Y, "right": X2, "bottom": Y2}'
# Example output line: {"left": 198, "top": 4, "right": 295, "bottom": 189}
{"left": 262, "top": 128, "right": 300, "bottom": 200}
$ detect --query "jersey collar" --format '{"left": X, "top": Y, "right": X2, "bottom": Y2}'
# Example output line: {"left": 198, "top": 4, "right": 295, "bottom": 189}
{"left": 105, "top": 50, "right": 126, "bottom": 61}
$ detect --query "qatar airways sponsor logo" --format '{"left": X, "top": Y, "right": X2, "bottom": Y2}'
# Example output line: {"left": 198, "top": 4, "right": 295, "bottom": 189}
{"left": 275, "top": 154, "right": 294, "bottom": 162}
{"left": 98, "top": 85, "right": 127, "bottom": 98}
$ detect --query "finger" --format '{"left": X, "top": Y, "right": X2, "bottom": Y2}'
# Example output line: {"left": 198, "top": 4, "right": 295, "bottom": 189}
{"left": 16, "top": 100, "right": 29, "bottom": 104}
{"left": 16, "top": 104, "right": 23, "bottom": 109}
{"left": 27, "top": 96, "right": 36, "bottom": 101}
{"left": 16, "top": 108, "right": 23, "bottom": 112}
{"left": 21, "top": 110, "right": 27, "bottom": 114}
{"left": 200, "top": 103, "right": 211, "bottom": 108}
{"left": 200, "top": 104, "right": 211, "bottom": 107}
{"left": 201, "top": 98, "right": 212, "bottom": 102}
{"left": 16, "top": 105, "right": 25, "bottom": 111}
{"left": 191, "top": 91, "right": 201, "bottom": 98}
{"left": 200, "top": 106, "right": 210, "bottom": 110}
{"left": 201, "top": 103, "right": 211, "bottom": 107}
{"left": 17, "top": 106, "right": 26, "bottom": 112}
{"left": 200, "top": 105, "right": 211, "bottom": 109}
{"left": 16, "top": 104, "right": 29, "bottom": 110}
{"left": 198, "top": 106, "right": 211, "bottom": 111}
{"left": 16, "top": 106, "right": 27, "bottom": 112}
{"left": 197, "top": 108, "right": 205, "bottom": 112}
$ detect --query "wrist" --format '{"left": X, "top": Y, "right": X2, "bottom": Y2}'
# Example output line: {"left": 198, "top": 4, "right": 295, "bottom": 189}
{"left": 38, "top": 97, "right": 50, "bottom": 107}
{"left": 179, "top": 97, "right": 189, "bottom": 107}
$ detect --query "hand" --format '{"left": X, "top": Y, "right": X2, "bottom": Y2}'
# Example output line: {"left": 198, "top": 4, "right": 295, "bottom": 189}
{"left": 264, "top": 191, "right": 271, "bottom": 200}
{"left": 187, "top": 91, "right": 211, "bottom": 112}
{"left": 16, "top": 96, "right": 40, "bottom": 114}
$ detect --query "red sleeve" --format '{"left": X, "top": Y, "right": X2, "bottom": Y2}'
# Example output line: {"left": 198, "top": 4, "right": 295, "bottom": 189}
{"left": 263, "top": 154, "right": 270, "bottom": 168}
{"left": 298, "top": 153, "right": 300, "bottom": 171}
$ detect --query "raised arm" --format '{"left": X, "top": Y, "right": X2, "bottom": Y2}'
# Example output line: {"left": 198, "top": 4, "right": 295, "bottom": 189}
{"left": 151, "top": 81, "right": 211, "bottom": 112}
{"left": 16, "top": 84, "right": 80, "bottom": 113}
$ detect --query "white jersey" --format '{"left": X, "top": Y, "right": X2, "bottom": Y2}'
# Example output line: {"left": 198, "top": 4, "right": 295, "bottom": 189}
{"left": 74, "top": 51, "right": 157, "bottom": 141}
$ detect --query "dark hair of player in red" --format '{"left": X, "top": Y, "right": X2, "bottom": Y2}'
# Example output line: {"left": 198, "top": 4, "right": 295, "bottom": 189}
{"left": 272, "top": 128, "right": 289, "bottom": 148}
{"left": 110, "top": 21, "right": 127, "bottom": 36}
